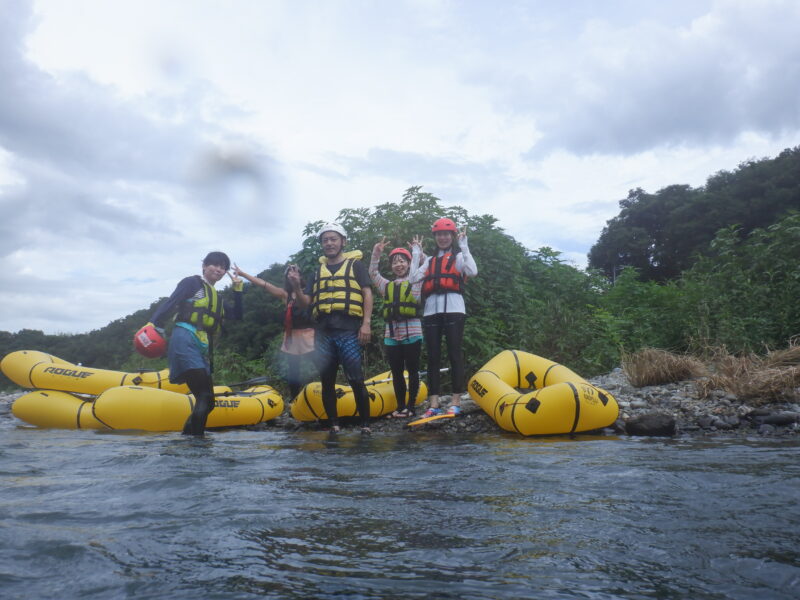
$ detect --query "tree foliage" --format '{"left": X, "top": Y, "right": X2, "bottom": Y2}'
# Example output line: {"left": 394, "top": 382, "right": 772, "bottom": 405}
{"left": 3, "top": 156, "right": 799, "bottom": 391}
{"left": 589, "top": 146, "right": 800, "bottom": 281}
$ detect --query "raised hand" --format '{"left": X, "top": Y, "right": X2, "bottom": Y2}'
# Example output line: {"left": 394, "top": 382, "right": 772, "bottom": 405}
{"left": 228, "top": 265, "right": 242, "bottom": 286}
{"left": 373, "top": 236, "right": 388, "bottom": 253}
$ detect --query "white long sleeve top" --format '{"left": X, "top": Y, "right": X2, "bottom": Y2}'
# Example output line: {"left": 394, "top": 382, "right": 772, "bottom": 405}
{"left": 409, "top": 237, "right": 478, "bottom": 316}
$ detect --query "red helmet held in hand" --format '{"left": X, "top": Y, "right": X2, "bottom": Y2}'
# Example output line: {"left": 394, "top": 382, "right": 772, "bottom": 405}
{"left": 431, "top": 217, "right": 458, "bottom": 233}
{"left": 133, "top": 324, "right": 166, "bottom": 358}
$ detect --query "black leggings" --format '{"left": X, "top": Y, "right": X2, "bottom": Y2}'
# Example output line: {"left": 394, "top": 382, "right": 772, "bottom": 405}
{"left": 384, "top": 340, "right": 421, "bottom": 413}
{"left": 182, "top": 368, "right": 215, "bottom": 436}
{"left": 422, "top": 313, "right": 466, "bottom": 397}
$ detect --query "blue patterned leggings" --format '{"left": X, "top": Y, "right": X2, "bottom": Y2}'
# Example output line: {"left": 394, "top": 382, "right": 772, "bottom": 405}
{"left": 314, "top": 329, "right": 369, "bottom": 426}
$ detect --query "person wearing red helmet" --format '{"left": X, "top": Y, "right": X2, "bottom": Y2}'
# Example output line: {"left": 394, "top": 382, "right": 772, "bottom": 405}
{"left": 409, "top": 218, "right": 478, "bottom": 417}
{"left": 369, "top": 236, "right": 423, "bottom": 418}
{"left": 145, "top": 251, "right": 243, "bottom": 436}
{"left": 232, "top": 262, "right": 315, "bottom": 400}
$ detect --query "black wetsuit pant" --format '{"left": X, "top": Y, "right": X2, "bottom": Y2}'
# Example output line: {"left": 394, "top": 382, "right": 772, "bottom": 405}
{"left": 422, "top": 313, "right": 466, "bottom": 397}
{"left": 182, "top": 368, "right": 215, "bottom": 435}
{"left": 385, "top": 340, "right": 421, "bottom": 413}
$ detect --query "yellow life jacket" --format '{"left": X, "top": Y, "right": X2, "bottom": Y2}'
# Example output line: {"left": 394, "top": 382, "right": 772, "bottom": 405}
{"left": 311, "top": 250, "right": 364, "bottom": 319}
{"left": 382, "top": 280, "right": 420, "bottom": 322}
{"left": 176, "top": 278, "right": 224, "bottom": 337}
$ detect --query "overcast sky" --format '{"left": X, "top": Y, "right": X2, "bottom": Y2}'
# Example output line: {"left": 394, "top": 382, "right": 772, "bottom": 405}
{"left": 1, "top": 0, "right": 799, "bottom": 335}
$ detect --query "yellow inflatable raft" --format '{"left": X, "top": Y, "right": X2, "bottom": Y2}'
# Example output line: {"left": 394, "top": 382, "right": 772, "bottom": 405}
{"left": 12, "top": 385, "right": 283, "bottom": 431}
{"left": 290, "top": 371, "right": 427, "bottom": 422}
{"left": 1, "top": 350, "right": 189, "bottom": 395}
{"left": 11, "top": 390, "right": 106, "bottom": 430}
{"left": 467, "top": 350, "right": 619, "bottom": 436}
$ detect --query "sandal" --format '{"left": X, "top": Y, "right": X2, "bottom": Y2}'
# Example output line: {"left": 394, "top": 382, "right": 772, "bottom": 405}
{"left": 360, "top": 426, "right": 372, "bottom": 435}
{"left": 390, "top": 409, "right": 411, "bottom": 419}
{"left": 423, "top": 407, "right": 442, "bottom": 418}
{"left": 446, "top": 405, "right": 461, "bottom": 416}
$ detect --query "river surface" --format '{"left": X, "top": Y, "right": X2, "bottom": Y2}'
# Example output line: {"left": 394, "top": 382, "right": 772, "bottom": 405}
{"left": 1, "top": 406, "right": 798, "bottom": 600}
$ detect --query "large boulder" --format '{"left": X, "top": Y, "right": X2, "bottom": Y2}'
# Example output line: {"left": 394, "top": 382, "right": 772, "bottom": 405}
{"left": 625, "top": 412, "right": 676, "bottom": 437}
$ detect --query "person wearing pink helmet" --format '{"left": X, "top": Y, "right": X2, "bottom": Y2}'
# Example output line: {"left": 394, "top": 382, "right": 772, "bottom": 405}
{"left": 409, "top": 218, "right": 478, "bottom": 417}
{"left": 369, "top": 237, "right": 423, "bottom": 418}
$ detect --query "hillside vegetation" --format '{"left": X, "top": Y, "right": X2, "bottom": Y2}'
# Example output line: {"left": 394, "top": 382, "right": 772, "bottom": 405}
{"left": 2, "top": 147, "right": 799, "bottom": 394}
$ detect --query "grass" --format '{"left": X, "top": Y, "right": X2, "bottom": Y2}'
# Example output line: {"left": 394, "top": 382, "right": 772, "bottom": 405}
{"left": 622, "top": 341, "right": 800, "bottom": 405}
{"left": 622, "top": 348, "right": 706, "bottom": 387}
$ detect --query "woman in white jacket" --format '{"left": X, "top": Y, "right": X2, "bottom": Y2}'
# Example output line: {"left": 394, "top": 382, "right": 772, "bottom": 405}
{"left": 410, "top": 218, "right": 478, "bottom": 417}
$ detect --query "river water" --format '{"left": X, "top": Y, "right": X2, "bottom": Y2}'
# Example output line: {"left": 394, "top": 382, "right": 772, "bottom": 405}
{"left": 1, "top": 406, "right": 798, "bottom": 600}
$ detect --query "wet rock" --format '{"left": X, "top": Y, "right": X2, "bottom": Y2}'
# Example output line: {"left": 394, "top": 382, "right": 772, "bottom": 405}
{"left": 624, "top": 412, "right": 676, "bottom": 437}
{"left": 757, "top": 424, "right": 777, "bottom": 435}
{"left": 753, "top": 412, "right": 800, "bottom": 426}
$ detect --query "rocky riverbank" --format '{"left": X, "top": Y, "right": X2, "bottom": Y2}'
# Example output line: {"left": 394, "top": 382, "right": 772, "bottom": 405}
{"left": 273, "top": 367, "right": 800, "bottom": 437}
{"left": 3, "top": 368, "right": 799, "bottom": 437}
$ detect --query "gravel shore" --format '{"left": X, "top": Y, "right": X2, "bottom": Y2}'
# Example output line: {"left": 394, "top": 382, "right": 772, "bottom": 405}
{"left": 3, "top": 369, "right": 799, "bottom": 437}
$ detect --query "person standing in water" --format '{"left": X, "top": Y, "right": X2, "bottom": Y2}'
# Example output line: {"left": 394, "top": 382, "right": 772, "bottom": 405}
{"left": 147, "top": 251, "right": 243, "bottom": 436}
{"left": 369, "top": 237, "right": 423, "bottom": 418}
{"left": 288, "top": 223, "right": 374, "bottom": 434}
{"left": 410, "top": 218, "right": 477, "bottom": 417}
{"left": 232, "top": 263, "right": 315, "bottom": 400}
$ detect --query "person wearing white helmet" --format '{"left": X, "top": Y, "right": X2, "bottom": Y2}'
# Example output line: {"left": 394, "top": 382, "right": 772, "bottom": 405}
{"left": 288, "top": 223, "right": 374, "bottom": 434}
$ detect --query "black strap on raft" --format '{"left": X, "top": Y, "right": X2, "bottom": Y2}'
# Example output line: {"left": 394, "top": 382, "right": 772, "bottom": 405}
{"left": 525, "top": 397, "right": 541, "bottom": 414}
{"left": 525, "top": 372, "right": 538, "bottom": 389}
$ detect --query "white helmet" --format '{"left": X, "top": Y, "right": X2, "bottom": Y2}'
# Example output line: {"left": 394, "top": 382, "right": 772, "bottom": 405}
{"left": 318, "top": 222, "right": 347, "bottom": 241}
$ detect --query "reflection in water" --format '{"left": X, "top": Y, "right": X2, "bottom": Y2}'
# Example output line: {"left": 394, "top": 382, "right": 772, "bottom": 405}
{"left": 1, "top": 414, "right": 798, "bottom": 599}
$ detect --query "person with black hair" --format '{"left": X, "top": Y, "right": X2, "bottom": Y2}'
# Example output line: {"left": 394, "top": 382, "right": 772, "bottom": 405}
{"left": 369, "top": 237, "right": 423, "bottom": 418}
{"left": 232, "top": 263, "right": 315, "bottom": 399}
{"left": 147, "top": 251, "right": 243, "bottom": 436}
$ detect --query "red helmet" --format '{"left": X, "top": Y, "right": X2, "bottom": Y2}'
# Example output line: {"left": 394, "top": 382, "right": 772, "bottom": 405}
{"left": 133, "top": 324, "right": 166, "bottom": 358}
{"left": 431, "top": 217, "right": 457, "bottom": 233}
{"left": 389, "top": 247, "right": 412, "bottom": 262}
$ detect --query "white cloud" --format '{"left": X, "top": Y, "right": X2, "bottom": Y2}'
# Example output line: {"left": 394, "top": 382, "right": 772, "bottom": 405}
{"left": 0, "top": 0, "right": 798, "bottom": 334}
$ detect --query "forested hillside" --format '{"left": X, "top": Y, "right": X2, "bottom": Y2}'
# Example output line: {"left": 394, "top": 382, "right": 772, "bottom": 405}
{"left": 588, "top": 146, "right": 800, "bottom": 281}
{"left": 2, "top": 148, "right": 799, "bottom": 392}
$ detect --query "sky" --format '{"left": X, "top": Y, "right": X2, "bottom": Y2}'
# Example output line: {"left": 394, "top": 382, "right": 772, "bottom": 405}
{"left": 1, "top": 0, "right": 799, "bottom": 335}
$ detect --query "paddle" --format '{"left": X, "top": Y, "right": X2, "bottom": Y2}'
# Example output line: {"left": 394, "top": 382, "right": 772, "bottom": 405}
{"left": 364, "top": 368, "right": 449, "bottom": 386}
{"left": 226, "top": 375, "right": 271, "bottom": 388}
